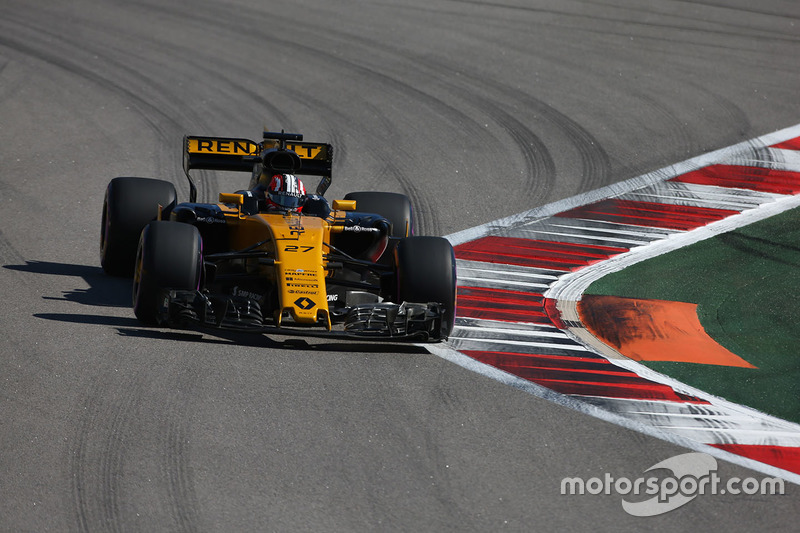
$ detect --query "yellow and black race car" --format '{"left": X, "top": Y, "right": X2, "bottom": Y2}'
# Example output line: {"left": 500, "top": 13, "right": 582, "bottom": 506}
{"left": 100, "top": 130, "right": 456, "bottom": 341}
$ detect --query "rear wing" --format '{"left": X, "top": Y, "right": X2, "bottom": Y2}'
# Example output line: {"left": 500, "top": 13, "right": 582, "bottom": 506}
{"left": 183, "top": 131, "right": 333, "bottom": 202}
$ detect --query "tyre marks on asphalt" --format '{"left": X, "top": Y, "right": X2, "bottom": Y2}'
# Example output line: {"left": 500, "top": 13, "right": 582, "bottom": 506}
{"left": 165, "top": 406, "right": 200, "bottom": 533}
{"left": 70, "top": 369, "right": 201, "bottom": 532}
{"left": 436, "top": 124, "right": 800, "bottom": 481}
{"left": 70, "top": 379, "right": 139, "bottom": 533}
{"left": 0, "top": 2, "right": 286, "bottom": 203}
{"left": 157, "top": 362, "right": 202, "bottom": 533}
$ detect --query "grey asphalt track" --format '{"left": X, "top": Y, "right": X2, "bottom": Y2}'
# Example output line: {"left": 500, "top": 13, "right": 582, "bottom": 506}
{"left": 1, "top": 1, "right": 798, "bottom": 530}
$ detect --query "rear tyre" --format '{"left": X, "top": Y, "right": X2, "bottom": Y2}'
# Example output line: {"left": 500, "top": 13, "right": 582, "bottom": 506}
{"left": 344, "top": 191, "right": 412, "bottom": 263}
{"left": 133, "top": 221, "right": 202, "bottom": 325}
{"left": 101, "top": 177, "right": 177, "bottom": 276}
{"left": 343, "top": 191, "right": 412, "bottom": 237}
{"left": 395, "top": 236, "right": 457, "bottom": 338}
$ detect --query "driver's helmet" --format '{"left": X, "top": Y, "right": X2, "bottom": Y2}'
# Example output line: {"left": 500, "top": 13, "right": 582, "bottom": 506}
{"left": 266, "top": 173, "right": 306, "bottom": 212}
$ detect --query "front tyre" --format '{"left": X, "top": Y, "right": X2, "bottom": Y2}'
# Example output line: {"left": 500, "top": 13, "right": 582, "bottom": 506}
{"left": 133, "top": 221, "right": 202, "bottom": 325}
{"left": 395, "top": 236, "right": 457, "bottom": 338}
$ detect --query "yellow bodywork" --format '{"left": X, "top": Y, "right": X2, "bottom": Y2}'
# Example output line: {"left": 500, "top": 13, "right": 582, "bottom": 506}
{"left": 216, "top": 193, "right": 345, "bottom": 330}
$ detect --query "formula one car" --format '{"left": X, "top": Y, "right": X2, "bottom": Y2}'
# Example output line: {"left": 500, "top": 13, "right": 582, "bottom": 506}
{"left": 100, "top": 130, "right": 456, "bottom": 341}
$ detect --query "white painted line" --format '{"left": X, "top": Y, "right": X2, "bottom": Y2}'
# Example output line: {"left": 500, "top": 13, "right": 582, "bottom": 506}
{"left": 762, "top": 148, "right": 800, "bottom": 171}
{"left": 538, "top": 219, "right": 679, "bottom": 239}
{"left": 511, "top": 228, "right": 661, "bottom": 247}
{"left": 623, "top": 411, "right": 787, "bottom": 427}
{"left": 657, "top": 427, "right": 800, "bottom": 448}
{"left": 636, "top": 181, "right": 785, "bottom": 204}
{"left": 454, "top": 324, "right": 573, "bottom": 341}
{"left": 457, "top": 277, "right": 552, "bottom": 291}
{"left": 453, "top": 320, "right": 560, "bottom": 332}
{"left": 448, "top": 337, "right": 591, "bottom": 352}
{"left": 620, "top": 191, "right": 756, "bottom": 211}
{"left": 455, "top": 259, "right": 562, "bottom": 279}
{"left": 455, "top": 316, "right": 558, "bottom": 329}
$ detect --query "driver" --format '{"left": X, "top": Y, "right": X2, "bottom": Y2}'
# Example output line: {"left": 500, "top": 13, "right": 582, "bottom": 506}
{"left": 245, "top": 172, "right": 330, "bottom": 216}
{"left": 258, "top": 173, "right": 307, "bottom": 212}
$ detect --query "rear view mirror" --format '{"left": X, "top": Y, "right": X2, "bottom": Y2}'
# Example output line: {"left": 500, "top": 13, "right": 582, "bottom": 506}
{"left": 332, "top": 199, "right": 356, "bottom": 211}
{"left": 219, "top": 193, "right": 244, "bottom": 206}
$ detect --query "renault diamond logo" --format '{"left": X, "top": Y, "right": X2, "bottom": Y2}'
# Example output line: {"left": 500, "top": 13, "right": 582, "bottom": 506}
{"left": 294, "top": 297, "right": 316, "bottom": 310}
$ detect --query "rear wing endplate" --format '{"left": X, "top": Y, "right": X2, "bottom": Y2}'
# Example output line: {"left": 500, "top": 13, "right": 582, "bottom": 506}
{"left": 183, "top": 132, "right": 333, "bottom": 202}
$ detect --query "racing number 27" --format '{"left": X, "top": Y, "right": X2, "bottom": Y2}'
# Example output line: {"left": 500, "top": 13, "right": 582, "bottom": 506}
{"left": 284, "top": 245, "right": 314, "bottom": 253}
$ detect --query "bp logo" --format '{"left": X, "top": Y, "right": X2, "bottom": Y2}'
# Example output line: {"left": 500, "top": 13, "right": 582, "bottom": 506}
{"left": 294, "top": 297, "right": 316, "bottom": 310}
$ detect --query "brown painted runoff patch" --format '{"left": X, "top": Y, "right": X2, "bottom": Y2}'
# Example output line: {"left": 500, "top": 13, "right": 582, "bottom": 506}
{"left": 578, "top": 295, "right": 756, "bottom": 368}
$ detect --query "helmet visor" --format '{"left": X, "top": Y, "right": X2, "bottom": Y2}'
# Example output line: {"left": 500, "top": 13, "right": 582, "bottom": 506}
{"left": 269, "top": 192, "right": 305, "bottom": 209}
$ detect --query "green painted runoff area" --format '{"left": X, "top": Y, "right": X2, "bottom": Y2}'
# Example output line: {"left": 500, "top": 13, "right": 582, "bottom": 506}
{"left": 585, "top": 206, "right": 800, "bottom": 425}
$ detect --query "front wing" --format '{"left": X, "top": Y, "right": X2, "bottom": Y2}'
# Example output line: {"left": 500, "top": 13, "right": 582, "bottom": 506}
{"left": 157, "top": 289, "right": 448, "bottom": 342}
